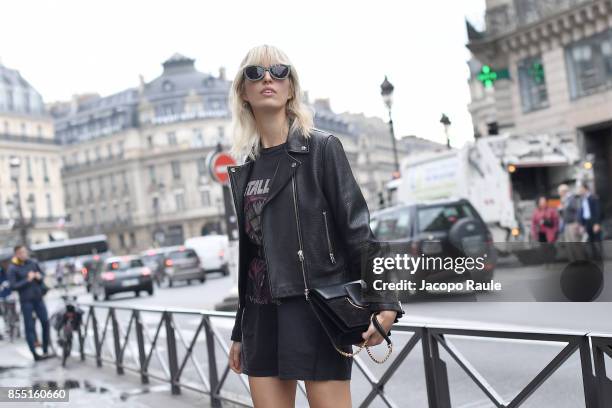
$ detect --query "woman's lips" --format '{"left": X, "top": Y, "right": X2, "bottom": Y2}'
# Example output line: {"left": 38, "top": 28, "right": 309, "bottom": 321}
{"left": 261, "top": 88, "right": 276, "bottom": 96}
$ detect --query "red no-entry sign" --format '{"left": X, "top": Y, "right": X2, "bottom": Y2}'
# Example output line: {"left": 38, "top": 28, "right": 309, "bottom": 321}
{"left": 207, "top": 152, "right": 236, "bottom": 185}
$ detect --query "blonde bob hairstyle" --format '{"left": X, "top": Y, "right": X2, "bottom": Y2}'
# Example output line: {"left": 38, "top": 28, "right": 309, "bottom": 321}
{"left": 228, "top": 44, "right": 314, "bottom": 161}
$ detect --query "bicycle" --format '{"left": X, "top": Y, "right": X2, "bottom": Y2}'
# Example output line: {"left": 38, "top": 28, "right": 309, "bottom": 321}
{"left": 1, "top": 295, "right": 21, "bottom": 342}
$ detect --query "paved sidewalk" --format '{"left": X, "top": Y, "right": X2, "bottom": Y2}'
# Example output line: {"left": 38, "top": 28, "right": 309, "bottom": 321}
{"left": 0, "top": 340, "right": 216, "bottom": 407}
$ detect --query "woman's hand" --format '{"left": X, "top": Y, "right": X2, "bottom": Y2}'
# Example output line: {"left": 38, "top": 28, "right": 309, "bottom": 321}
{"left": 229, "top": 341, "right": 242, "bottom": 374}
{"left": 362, "top": 310, "right": 397, "bottom": 347}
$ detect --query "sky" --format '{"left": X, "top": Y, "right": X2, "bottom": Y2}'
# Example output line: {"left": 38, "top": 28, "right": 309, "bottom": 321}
{"left": 1, "top": 0, "right": 486, "bottom": 148}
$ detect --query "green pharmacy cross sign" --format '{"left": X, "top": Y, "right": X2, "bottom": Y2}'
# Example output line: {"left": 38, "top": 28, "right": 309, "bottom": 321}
{"left": 477, "top": 65, "right": 510, "bottom": 88}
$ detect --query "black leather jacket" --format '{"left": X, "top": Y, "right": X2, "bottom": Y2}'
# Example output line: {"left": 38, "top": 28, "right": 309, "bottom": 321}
{"left": 227, "top": 128, "right": 404, "bottom": 342}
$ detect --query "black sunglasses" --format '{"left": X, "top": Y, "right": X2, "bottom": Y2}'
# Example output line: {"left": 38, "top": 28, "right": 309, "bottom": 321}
{"left": 243, "top": 64, "right": 291, "bottom": 81}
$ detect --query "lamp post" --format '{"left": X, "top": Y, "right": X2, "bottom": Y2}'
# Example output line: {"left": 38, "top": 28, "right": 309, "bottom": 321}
{"left": 380, "top": 76, "right": 400, "bottom": 179}
{"left": 9, "top": 157, "right": 34, "bottom": 246}
{"left": 440, "top": 113, "right": 451, "bottom": 150}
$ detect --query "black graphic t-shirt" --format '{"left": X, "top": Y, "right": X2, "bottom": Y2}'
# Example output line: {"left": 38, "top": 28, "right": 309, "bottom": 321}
{"left": 243, "top": 141, "right": 286, "bottom": 305}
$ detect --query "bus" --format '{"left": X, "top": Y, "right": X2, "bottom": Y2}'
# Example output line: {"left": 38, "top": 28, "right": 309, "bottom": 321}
{"left": 30, "top": 235, "right": 112, "bottom": 288}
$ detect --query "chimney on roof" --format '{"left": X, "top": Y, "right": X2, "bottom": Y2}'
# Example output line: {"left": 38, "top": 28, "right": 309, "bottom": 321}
{"left": 219, "top": 67, "right": 226, "bottom": 80}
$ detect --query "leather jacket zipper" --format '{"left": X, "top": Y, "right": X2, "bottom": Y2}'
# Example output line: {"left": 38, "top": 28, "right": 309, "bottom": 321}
{"left": 260, "top": 203, "right": 274, "bottom": 300}
{"left": 291, "top": 175, "right": 310, "bottom": 300}
{"left": 228, "top": 171, "right": 243, "bottom": 308}
{"left": 322, "top": 211, "right": 336, "bottom": 264}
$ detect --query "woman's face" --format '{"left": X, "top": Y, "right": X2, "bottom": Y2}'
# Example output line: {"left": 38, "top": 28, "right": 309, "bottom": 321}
{"left": 241, "top": 63, "right": 292, "bottom": 113}
{"left": 538, "top": 197, "right": 547, "bottom": 208}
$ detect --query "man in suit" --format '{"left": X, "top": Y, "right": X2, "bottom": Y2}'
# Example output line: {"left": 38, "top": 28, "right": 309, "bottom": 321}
{"left": 578, "top": 182, "right": 603, "bottom": 260}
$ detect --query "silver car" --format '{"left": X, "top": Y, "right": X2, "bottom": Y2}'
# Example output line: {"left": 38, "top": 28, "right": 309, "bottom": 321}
{"left": 93, "top": 256, "right": 154, "bottom": 301}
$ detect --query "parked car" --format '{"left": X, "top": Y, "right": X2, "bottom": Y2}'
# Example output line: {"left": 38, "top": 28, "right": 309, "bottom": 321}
{"left": 92, "top": 255, "right": 154, "bottom": 301}
{"left": 370, "top": 198, "right": 497, "bottom": 299}
{"left": 184, "top": 235, "right": 230, "bottom": 276}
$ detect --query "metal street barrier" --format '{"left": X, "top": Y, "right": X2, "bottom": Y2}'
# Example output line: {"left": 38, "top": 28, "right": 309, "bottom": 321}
{"left": 66, "top": 302, "right": 612, "bottom": 408}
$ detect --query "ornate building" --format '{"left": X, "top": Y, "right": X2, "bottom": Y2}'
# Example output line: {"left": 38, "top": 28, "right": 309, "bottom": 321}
{"left": 52, "top": 54, "right": 231, "bottom": 253}
{"left": 0, "top": 62, "right": 68, "bottom": 247}
{"left": 466, "top": 0, "right": 612, "bottom": 228}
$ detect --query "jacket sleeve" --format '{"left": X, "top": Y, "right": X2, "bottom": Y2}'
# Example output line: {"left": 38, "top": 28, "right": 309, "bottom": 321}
{"left": 230, "top": 305, "right": 244, "bottom": 342}
{"left": 8, "top": 266, "right": 29, "bottom": 291}
{"left": 321, "top": 135, "right": 403, "bottom": 320}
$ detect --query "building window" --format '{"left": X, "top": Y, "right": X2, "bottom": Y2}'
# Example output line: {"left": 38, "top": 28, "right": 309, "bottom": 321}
{"left": 24, "top": 94, "right": 30, "bottom": 113}
{"left": 148, "top": 165, "right": 157, "bottom": 184}
{"left": 6, "top": 90, "right": 14, "bottom": 110}
{"left": 171, "top": 161, "right": 181, "bottom": 180}
{"left": 85, "top": 150, "right": 91, "bottom": 164}
{"left": 152, "top": 197, "right": 160, "bottom": 213}
{"left": 26, "top": 157, "right": 33, "bottom": 181}
{"left": 42, "top": 157, "right": 49, "bottom": 183}
{"left": 107, "top": 144, "right": 113, "bottom": 159}
{"left": 147, "top": 135, "right": 154, "bottom": 149}
{"left": 566, "top": 29, "right": 612, "bottom": 99}
{"left": 119, "top": 233, "right": 126, "bottom": 248}
{"left": 87, "top": 178, "right": 93, "bottom": 198}
{"left": 46, "top": 193, "right": 53, "bottom": 218}
{"left": 3, "top": 121, "right": 8, "bottom": 134}
{"left": 122, "top": 171, "right": 128, "bottom": 191}
{"left": 79, "top": 210, "right": 85, "bottom": 225}
{"left": 197, "top": 158, "right": 207, "bottom": 177}
{"left": 117, "top": 141, "right": 125, "bottom": 158}
{"left": 114, "top": 203, "right": 120, "bottom": 221}
{"left": 217, "top": 126, "right": 225, "bottom": 140}
{"left": 125, "top": 201, "right": 131, "bottom": 218}
{"left": 110, "top": 173, "right": 117, "bottom": 192}
{"left": 95, "top": 146, "right": 101, "bottom": 162}
{"left": 200, "top": 190, "right": 211, "bottom": 207}
{"left": 517, "top": 56, "right": 548, "bottom": 112}
{"left": 91, "top": 208, "right": 97, "bottom": 224}
{"left": 192, "top": 128, "right": 204, "bottom": 147}
{"left": 100, "top": 204, "right": 107, "bottom": 221}
{"left": 37, "top": 125, "right": 42, "bottom": 137}
{"left": 99, "top": 175, "right": 105, "bottom": 195}
{"left": 175, "top": 192, "right": 185, "bottom": 211}
{"left": 167, "top": 132, "right": 177, "bottom": 146}
{"left": 129, "top": 231, "right": 136, "bottom": 247}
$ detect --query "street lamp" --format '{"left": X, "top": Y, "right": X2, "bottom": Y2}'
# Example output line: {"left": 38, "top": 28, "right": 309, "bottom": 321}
{"left": 8, "top": 157, "right": 33, "bottom": 246}
{"left": 380, "top": 76, "right": 400, "bottom": 179}
{"left": 440, "top": 114, "right": 451, "bottom": 150}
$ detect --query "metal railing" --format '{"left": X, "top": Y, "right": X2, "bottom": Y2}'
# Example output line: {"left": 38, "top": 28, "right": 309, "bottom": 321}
{"left": 66, "top": 302, "right": 612, "bottom": 408}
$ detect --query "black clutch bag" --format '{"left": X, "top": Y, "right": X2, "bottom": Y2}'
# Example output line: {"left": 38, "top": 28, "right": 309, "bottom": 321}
{"left": 307, "top": 279, "right": 393, "bottom": 363}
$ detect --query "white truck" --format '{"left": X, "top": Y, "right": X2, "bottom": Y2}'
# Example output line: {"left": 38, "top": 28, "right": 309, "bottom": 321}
{"left": 387, "top": 132, "right": 588, "bottom": 253}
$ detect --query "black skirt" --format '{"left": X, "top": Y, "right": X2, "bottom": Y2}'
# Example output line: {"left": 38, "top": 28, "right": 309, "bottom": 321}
{"left": 240, "top": 294, "right": 353, "bottom": 380}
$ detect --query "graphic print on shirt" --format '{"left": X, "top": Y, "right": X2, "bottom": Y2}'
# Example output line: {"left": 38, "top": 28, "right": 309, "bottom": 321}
{"left": 243, "top": 176, "right": 279, "bottom": 305}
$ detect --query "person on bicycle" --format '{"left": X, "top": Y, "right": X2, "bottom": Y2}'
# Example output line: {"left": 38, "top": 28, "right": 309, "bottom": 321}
{"left": 7, "top": 245, "right": 51, "bottom": 361}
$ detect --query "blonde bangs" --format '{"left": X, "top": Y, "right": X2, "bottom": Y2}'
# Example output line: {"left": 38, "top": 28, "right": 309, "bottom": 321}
{"left": 228, "top": 45, "right": 314, "bottom": 161}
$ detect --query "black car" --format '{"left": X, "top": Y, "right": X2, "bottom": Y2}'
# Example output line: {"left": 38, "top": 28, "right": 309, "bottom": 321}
{"left": 370, "top": 199, "right": 496, "bottom": 298}
{"left": 92, "top": 256, "right": 154, "bottom": 300}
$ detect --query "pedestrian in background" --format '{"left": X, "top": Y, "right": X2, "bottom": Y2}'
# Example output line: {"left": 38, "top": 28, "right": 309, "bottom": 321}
{"left": 578, "top": 182, "right": 603, "bottom": 260}
{"left": 558, "top": 184, "right": 584, "bottom": 260}
{"left": 0, "top": 261, "right": 11, "bottom": 341}
{"left": 7, "top": 245, "right": 51, "bottom": 361}
{"left": 531, "top": 196, "right": 559, "bottom": 243}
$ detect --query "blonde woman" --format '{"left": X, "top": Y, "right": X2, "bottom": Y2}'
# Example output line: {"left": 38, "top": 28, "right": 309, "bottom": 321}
{"left": 226, "top": 44, "right": 403, "bottom": 408}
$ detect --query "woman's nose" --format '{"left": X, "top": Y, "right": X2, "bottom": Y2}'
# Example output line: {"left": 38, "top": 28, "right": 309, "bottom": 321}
{"left": 262, "top": 70, "right": 273, "bottom": 83}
